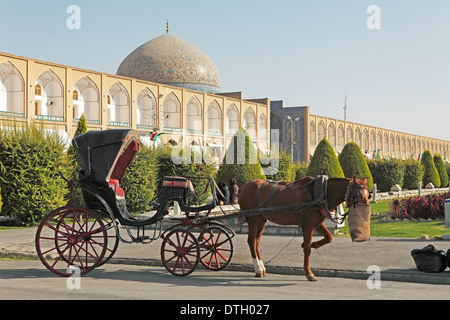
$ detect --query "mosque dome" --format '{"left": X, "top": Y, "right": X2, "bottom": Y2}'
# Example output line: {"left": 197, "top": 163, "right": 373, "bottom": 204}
{"left": 117, "top": 28, "right": 221, "bottom": 93}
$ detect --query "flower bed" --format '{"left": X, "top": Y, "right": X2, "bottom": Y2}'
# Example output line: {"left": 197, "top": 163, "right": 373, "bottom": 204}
{"left": 388, "top": 193, "right": 450, "bottom": 220}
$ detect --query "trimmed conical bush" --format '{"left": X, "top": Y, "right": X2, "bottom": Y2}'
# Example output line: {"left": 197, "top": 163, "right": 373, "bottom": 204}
{"left": 421, "top": 150, "right": 440, "bottom": 188}
{"left": 338, "top": 142, "right": 373, "bottom": 191}
{"left": 433, "top": 154, "right": 449, "bottom": 187}
{"left": 306, "top": 137, "right": 344, "bottom": 178}
{"left": 216, "top": 128, "right": 266, "bottom": 187}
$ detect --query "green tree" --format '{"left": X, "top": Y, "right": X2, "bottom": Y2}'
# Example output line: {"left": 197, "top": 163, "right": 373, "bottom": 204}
{"left": 338, "top": 142, "right": 373, "bottom": 191}
{"left": 67, "top": 114, "right": 88, "bottom": 206}
{"left": 402, "top": 159, "right": 423, "bottom": 190}
{"left": 0, "top": 123, "right": 72, "bottom": 225}
{"left": 306, "top": 137, "right": 344, "bottom": 178}
{"left": 433, "top": 154, "right": 449, "bottom": 187}
{"left": 121, "top": 143, "right": 157, "bottom": 213}
{"left": 421, "top": 150, "right": 440, "bottom": 188}
{"left": 216, "top": 128, "right": 266, "bottom": 187}
{"left": 263, "top": 148, "right": 296, "bottom": 182}
{"left": 367, "top": 158, "right": 404, "bottom": 192}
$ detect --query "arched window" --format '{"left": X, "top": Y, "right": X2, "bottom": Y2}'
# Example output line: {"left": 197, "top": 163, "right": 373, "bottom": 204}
{"left": 318, "top": 121, "right": 325, "bottom": 142}
{"left": 0, "top": 61, "right": 25, "bottom": 116}
{"left": 244, "top": 107, "right": 256, "bottom": 139}
{"left": 35, "top": 84, "right": 42, "bottom": 96}
{"left": 107, "top": 82, "right": 130, "bottom": 126}
{"left": 186, "top": 96, "right": 202, "bottom": 134}
{"left": 207, "top": 101, "right": 222, "bottom": 135}
{"left": 226, "top": 104, "right": 239, "bottom": 136}
{"left": 346, "top": 126, "right": 353, "bottom": 144}
{"left": 73, "top": 89, "right": 79, "bottom": 101}
{"left": 137, "top": 88, "right": 157, "bottom": 130}
{"left": 163, "top": 92, "right": 181, "bottom": 131}
{"left": 259, "top": 114, "right": 267, "bottom": 141}
{"left": 338, "top": 125, "right": 345, "bottom": 147}
{"left": 328, "top": 123, "right": 335, "bottom": 146}
{"left": 310, "top": 121, "right": 316, "bottom": 145}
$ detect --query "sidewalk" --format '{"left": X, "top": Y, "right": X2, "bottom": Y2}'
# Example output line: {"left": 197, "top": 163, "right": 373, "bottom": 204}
{"left": 1, "top": 222, "right": 450, "bottom": 285}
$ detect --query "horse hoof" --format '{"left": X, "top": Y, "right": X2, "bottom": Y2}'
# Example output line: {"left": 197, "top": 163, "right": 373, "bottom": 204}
{"left": 255, "top": 273, "right": 264, "bottom": 278}
{"left": 306, "top": 275, "right": 317, "bottom": 281}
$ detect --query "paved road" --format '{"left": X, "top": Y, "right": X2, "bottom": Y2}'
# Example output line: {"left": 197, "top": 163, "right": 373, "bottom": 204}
{"left": 0, "top": 260, "right": 449, "bottom": 301}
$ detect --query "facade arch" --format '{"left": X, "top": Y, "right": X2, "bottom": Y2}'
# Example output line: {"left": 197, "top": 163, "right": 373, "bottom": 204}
{"left": 328, "top": 122, "right": 335, "bottom": 146}
{"left": 346, "top": 126, "right": 353, "bottom": 144}
{"left": 137, "top": 88, "right": 157, "bottom": 129}
{"left": 0, "top": 61, "right": 25, "bottom": 116}
{"left": 35, "top": 69, "right": 64, "bottom": 120}
{"left": 318, "top": 121, "right": 325, "bottom": 142}
{"left": 73, "top": 76, "right": 100, "bottom": 124}
{"left": 259, "top": 113, "right": 267, "bottom": 141}
{"left": 163, "top": 92, "right": 181, "bottom": 131}
{"left": 226, "top": 104, "right": 240, "bottom": 136}
{"left": 186, "top": 95, "right": 202, "bottom": 134}
{"left": 355, "top": 128, "right": 362, "bottom": 148}
{"left": 107, "top": 82, "right": 130, "bottom": 126}
{"left": 244, "top": 107, "right": 256, "bottom": 139}
{"left": 310, "top": 121, "right": 316, "bottom": 145}
{"left": 337, "top": 124, "right": 344, "bottom": 147}
{"left": 207, "top": 100, "right": 222, "bottom": 135}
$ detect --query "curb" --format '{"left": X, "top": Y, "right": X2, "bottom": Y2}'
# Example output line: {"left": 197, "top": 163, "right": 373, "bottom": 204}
{"left": 106, "top": 257, "right": 450, "bottom": 285}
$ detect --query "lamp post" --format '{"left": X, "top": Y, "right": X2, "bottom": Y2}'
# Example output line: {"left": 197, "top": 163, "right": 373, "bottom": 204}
{"left": 287, "top": 115, "right": 300, "bottom": 162}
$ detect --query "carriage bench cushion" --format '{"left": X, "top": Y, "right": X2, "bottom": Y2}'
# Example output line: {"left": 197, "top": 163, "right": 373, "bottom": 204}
{"left": 163, "top": 176, "right": 190, "bottom": 188}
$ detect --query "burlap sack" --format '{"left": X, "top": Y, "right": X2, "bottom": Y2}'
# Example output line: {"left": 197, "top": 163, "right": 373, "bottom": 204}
{"left": 348, "top": 204, "right": 371, "bottom": 242}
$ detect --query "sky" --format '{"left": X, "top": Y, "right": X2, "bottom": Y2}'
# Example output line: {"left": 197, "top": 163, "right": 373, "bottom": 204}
{"left": 0, "top": 0, "right": 449, "bottom": 141}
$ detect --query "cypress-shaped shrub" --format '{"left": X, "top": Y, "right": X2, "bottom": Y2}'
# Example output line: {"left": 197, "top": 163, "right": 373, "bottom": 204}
{"left": 216, "top": 128, "right": 266, "bottom": 187}
{"left": 433, "top": 154, "right": 449, "bottom": 187}
{"left": 121, "top": 143, "right": 157, "bottom": 213}
{"left": 338, "top": 142, "right": 373, "bottom": 191}
{"left": 306, "top": 137, "right": 344, "bottom": 178}
{"left": 367, "top": 158, "right": 404, "bottom": 192}
{"left": 0, "top": 123, "right": 72, "bottom": 225}
{"left": 294, "top": 161, "right": 309, "bottom": 181}
{"left": 421, "top": 150, "right": 440, "bottom": 188}
{"left": 402, "top": 159, "right": 423, "bottom": 190}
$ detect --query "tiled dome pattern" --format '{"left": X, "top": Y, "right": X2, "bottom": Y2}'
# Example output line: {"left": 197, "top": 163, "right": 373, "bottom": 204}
{"left": 117, "top": 33, "right": 221, "bottom": 93}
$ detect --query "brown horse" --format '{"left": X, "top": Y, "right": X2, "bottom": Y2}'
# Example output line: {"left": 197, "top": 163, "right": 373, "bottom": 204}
{"left": 238, "top": 176, "right": 351, "bottom": 281}
{"left": 346, "top": 176, "right": 371, "bottom": 207}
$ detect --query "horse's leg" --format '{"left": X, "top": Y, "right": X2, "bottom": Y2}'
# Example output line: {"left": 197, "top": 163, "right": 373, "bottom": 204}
{"left": 246, "top": 215, "right": 265, "bottom": 277}
{"left": 301, "top": 226, "right": 317, "bottom": 281}
{"left": 311, "top": 223, "right": 333, "bottom": 249}
{"left": 255, "top": 217, "right": 266, "bottom": 276}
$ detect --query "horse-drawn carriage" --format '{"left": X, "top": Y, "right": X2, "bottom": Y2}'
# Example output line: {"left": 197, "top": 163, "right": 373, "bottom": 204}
{"left": 35, "top": 129, "right": 369, "bottom": 280}
{"left": 35, "top": 129, "right": 235, "bottom": 277}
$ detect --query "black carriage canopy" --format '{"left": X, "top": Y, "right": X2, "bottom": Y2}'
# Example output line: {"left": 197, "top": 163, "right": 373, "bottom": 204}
{"left": 72, "top": 129, "right": 140, "bottom": 185}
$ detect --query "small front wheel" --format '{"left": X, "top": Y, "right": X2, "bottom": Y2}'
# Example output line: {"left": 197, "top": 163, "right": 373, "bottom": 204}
{"left": 161, "top": 228, "right": 200, "bottom": 276}
{"left": 199, "top": 227, "right": 233, "bottom": 271}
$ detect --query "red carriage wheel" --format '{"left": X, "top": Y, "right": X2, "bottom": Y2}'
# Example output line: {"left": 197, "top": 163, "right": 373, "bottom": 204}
{"left": 199, "top": 226, "right": 233, "bottom": 271}
{"left": 95, "top": 212, "right": 119, "bottom": 267}
{"left": 161, "top": 228, "right": 200, "bottom": 277}
{"left": 35, "top": 206, "right": 108, "bottom": 277}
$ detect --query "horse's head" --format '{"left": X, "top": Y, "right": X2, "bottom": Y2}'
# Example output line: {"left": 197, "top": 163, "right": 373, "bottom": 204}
{"left": 346, "top": 175, "right": 370, "bottom": 208}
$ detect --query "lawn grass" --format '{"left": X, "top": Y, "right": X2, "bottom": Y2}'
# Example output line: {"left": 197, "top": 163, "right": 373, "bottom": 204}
{"left": 338, "top": 200, "right": 449, "bottom": 239}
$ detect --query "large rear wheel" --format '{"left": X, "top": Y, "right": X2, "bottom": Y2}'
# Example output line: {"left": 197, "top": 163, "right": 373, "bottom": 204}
{"left": 35, "top": 206, "right": 107, "bottom": 277}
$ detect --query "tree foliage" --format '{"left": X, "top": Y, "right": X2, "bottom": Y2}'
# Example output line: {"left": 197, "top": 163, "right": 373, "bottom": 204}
{"left": 306, "top": 137, "right": 344, "bottom": 178}
{"left": 421, "top": 150, "right": 440, "bottom": 188}
{"left": 338, "top": 142, "right": 373, "bottom": 191}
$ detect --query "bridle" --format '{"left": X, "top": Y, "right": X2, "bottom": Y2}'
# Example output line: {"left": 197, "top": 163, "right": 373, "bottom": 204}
{"left": 345, "top": 181, "right": 370, "bottom": 209}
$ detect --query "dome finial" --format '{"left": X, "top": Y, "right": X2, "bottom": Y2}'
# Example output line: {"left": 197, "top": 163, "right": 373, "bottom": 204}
{"left": 166, "top": 20, "right": 169, "bottom": 33}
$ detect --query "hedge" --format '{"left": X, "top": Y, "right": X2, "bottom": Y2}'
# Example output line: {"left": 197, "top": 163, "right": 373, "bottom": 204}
{"left": 0, "top": 123, "right": 72, "bottom": 225}
{"left": 367, "top": 158, "right": 404, "bottom": 192}
{"left": 433, "top": 154, "right": 449, "bottom": 187}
